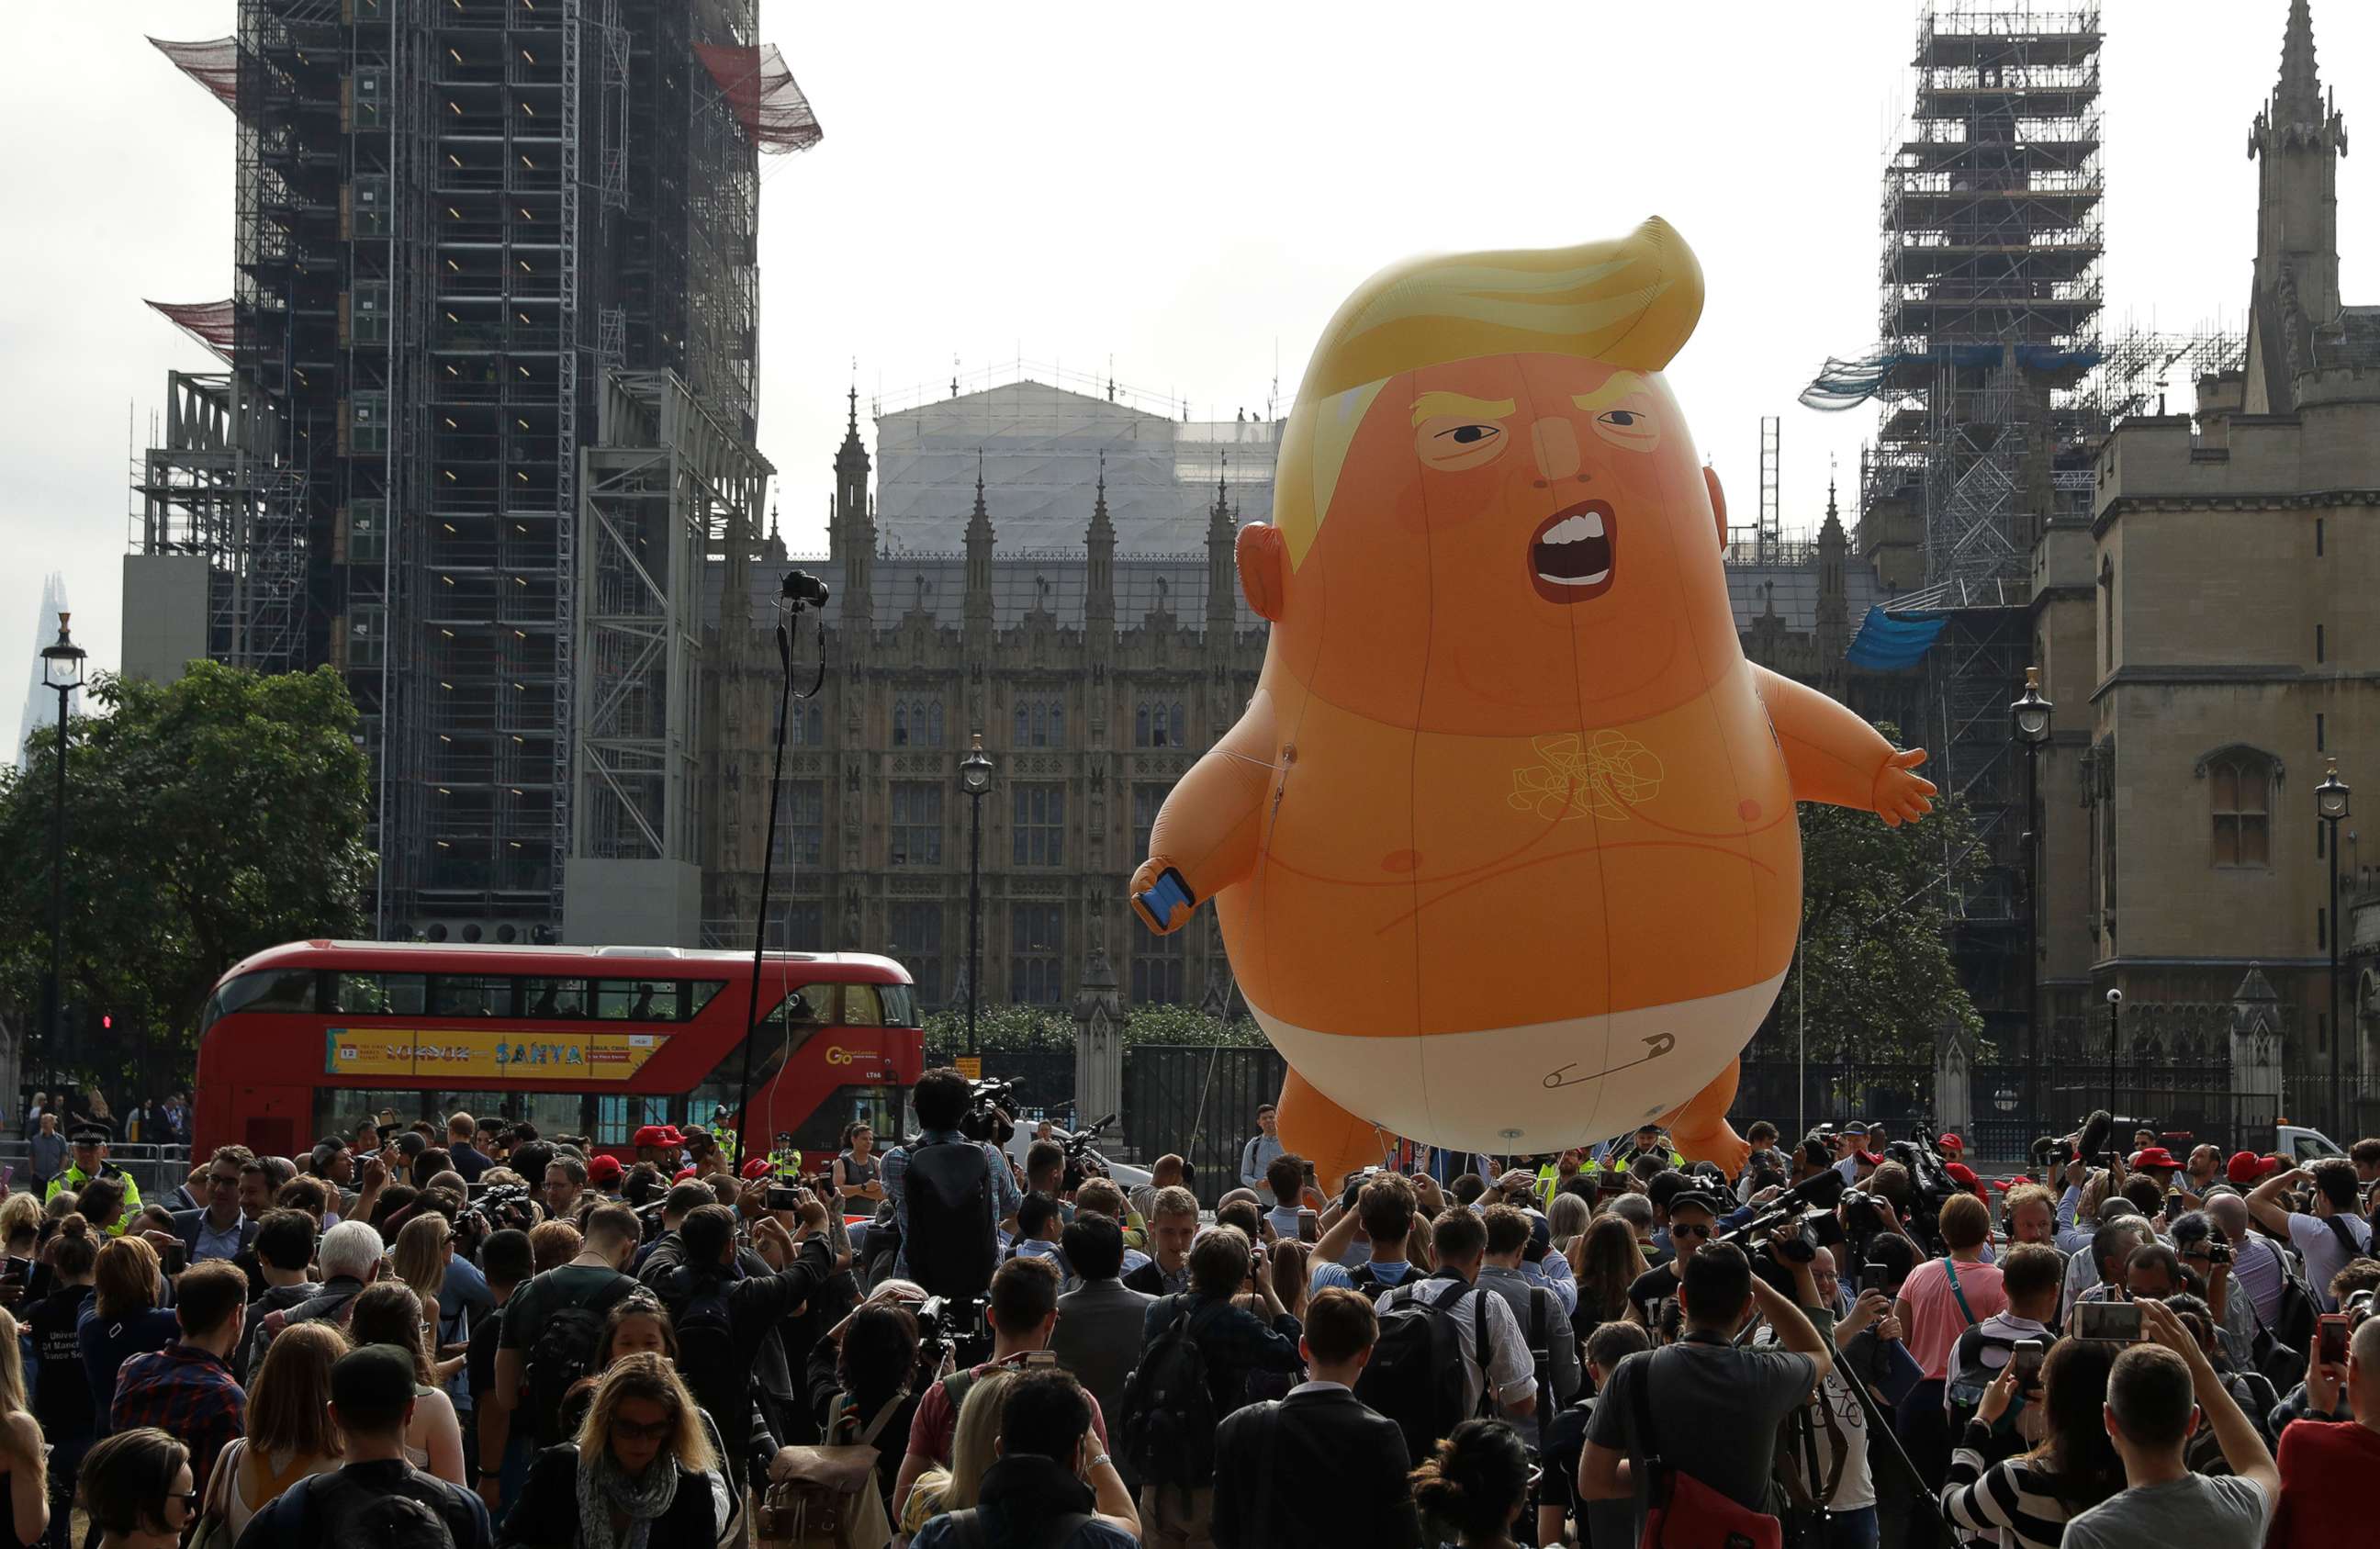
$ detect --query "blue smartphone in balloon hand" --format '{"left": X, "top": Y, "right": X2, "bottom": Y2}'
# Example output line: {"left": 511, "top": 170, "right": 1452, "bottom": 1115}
{"left": 1138, "top": 869, "right": 1194, "bottom": 927}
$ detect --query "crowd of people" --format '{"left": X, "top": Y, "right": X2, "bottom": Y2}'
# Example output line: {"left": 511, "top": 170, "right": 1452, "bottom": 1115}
{"left": 5, "top": 1082, "right": 2380, "bottom": 1549}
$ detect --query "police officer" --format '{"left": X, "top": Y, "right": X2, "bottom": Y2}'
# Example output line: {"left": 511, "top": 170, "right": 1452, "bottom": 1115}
{"left": 45, "top": 1122, "right": 144, "bottom": 1215}
{"left": 1597, "top": 1123, "right": 1682, "bottom": 1181}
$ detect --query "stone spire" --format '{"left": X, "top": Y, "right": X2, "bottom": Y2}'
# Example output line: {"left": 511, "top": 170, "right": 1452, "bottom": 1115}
{"left": 829, "top": 383, "right": 873, "bottom": 630}
{"left": 1815, "top": 469, "right": 1849, "bottom": 696}
{"left": 963, "top": 449, "right": 994, "bottom": 641}
{"left": 1205, "top": 455, "right": 1237, "bottom": 640}
{"left": 1085, "top": 451, "right": 1117, "bottom": 641}
{"left": 2245, "top": 0, "right": 2347, "bottom": 412}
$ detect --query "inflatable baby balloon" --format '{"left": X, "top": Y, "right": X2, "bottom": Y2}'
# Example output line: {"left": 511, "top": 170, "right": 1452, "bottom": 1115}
{"left": 1129, "top": 219, "right": 1935, "bottom": 1189}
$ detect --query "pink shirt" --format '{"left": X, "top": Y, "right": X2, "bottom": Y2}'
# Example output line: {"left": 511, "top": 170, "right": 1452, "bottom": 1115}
{"left": 1896, "top": 1253, "right": 2005, "bottom": 1379}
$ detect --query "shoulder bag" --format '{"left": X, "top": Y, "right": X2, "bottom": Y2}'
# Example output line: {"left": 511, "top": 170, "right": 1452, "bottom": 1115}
{"left": 1628, "top": 1346, "right": 1784, "bottom": 1549}
{"left": 756, "top": 1391, "right": 904, "bottom": 1549}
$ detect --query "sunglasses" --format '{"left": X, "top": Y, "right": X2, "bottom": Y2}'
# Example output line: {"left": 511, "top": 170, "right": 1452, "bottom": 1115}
{"left": 1670, "top": 1222, "right": 1713, "bottom": 1240}
{"left": 612, "top": 1415, "right": 679, "bottom": 1442}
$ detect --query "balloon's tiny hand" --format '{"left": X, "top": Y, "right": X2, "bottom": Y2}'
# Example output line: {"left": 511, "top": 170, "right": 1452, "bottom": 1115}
{"left": 1873, "top": 749, "right": 1937, "bottom": 827}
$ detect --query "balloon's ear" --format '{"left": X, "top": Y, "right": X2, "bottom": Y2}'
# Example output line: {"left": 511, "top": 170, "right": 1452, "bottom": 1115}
{"left": 1705, "top": 465, "right": 1727, "bottom": 550}
{"left": 1237, "top": 522, "right": 1289, "bottom": 622}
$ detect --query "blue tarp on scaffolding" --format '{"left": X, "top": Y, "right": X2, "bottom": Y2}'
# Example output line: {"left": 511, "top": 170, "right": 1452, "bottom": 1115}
{"left": 1846, "top": 610, "right": 1948, "bottom": 670}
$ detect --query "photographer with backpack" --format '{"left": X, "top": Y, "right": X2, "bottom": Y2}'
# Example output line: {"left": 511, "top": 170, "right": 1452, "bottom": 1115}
{"left": 1475, "top": 1205, "right": 1579, "bottom": 1452}
{"left": 1117, "top": 1225, "right": 1306, "bottom": 1549}
{"left": 648, "top": 1199, "right": 835, "bottom": 1497}
{"left": 881, "top": 1069, "right": 1022, "bottom": 1302}
{"left": 1360, "top": 1209, "right": 1538, "bottom": 1469}
{"left": 477, "top": 1203, "right": 644, "bottom": 1516}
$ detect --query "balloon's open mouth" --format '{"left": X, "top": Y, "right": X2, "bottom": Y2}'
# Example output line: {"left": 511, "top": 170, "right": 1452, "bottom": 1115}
{"left": 1529, "top": 500, "right": 1616, "bottom": 605}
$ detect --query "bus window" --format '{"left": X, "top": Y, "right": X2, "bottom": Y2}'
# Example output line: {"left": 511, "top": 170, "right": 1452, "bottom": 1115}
{"left": 687, "top": 981, "right": 727, "bottom": 1016}
{"left": 314, "top": 1087, "right": 444, "bottom": 1141}
{"left": 203, "top": 969, "right": 319, "bottom": 1033}
{"left": 327, "top": 972, "right": 427, "bottom": 1017}
{"left": 431, "top": 976, "right": 514, "bottom": 1017}
{"left": 596, "top": 980, "right": 682, "bottom": 1022}
{"left": 764, "top": 984, "right": 837, "bottom": 1026}
{"left": 687, "top": 1032, "right": 793, "bottom": 1122}
{"left": 596, "top": 1094, "right": 675, "bottom": 1146}
{"left": 522, "top": 978, "right": 588, "bottom": 1018}
{"left": 843, "top": 985, "right": 885, "bottom": 1027}
{"left": 790, "top": 1084, "right": 904, "bottom": 1154}
{"left": 881, "top": 983, "right": 920, "bottom": 1028}
{"left": 520, "top": 1092, "right": 587, "bottom": 1138}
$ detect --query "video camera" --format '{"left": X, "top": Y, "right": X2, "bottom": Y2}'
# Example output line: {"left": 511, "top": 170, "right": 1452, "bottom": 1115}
{"left": 2030, "top": 1108, "right": 2117, "bottom": 1173}
{"left": 1881, "top": 1126, "right": 1963, "bottom": 1252}
{"left": 958, "top": 1078, "right": 1018, "bottom": 1146}
{"left": 467, "top": 1183, "right": 539, "bottom": 1234}
{"left": 916, "top": 1292, "right": 992, "bottom": 1371}
{"left": 1723, "top": 1167, "right": 1847, "bottom": 1297}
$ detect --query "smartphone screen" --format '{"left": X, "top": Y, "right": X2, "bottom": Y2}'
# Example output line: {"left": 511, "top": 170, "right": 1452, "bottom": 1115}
{"left": 2011, "top": 1339, "right": 2047, "bottom": 1386}
{"left": 2318, "top": 1313, "right": 2350, "bottom": 1365}
{"left": 1297, "top": 1208, "right": 1319, "bottom": 1244}
{"left": 2078, "top": 1300, "right": 2142, "bottom": 1343}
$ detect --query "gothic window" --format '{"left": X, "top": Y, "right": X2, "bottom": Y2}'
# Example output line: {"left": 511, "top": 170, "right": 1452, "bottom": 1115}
{"left": 1012, "top": 783, "right": 1065, "bottom": 867}
{"left": 889, "top": 903, "right": 943, "bottom": 1005}
{"left": 1134, "top": 697, "right": 1187, "bottom": 748}
{"left": 784, "top": 700, "right": 825, "bottom": 746}
{"left": 891, "top": 696, "right": 944, "bottom": 748}
{"left": 770, "top": 780, "right": 824, "bottom": 868}
{"left": 889, "top": 782, "right": 943, "bottom": 867}
{"left": 1133, "top": 926, "right": 1184, "bottom": 1005}
{"left": 1009, "top": 904, "right": 1063, "bottom": 1005}
{"left": 1014, "top": 695, "right": 1064, "bottom": 748}
{"left": 1131, "top": 785, "right": 1168, "bottom": 861}
{"left": 2209, "top": 752, "right": 2273, "bottom": 868}
{"left": 763, "top": 902, "right": 824, "bottom": 952}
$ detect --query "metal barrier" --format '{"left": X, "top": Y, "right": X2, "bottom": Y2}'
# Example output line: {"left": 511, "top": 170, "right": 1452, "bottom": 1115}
{"left": 0, "top": 1141, "right": 192, "bottom": 1200}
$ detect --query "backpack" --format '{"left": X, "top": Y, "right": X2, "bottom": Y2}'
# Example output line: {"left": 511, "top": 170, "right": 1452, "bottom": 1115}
{"left": 1353, "top": 1277, "right": 1488, "bottom": 1464}
{"left": 937, "top": 1508, "right": 1092, "bottom": 1549}
{"left": 1943, "top": 1327, "right": 2025, "bottom": 1442}
{"left": 1625, "top": 1345, "right": 1783, "bottom": 1549}
{"left": 1343, "top": 1263, "right": 1399, "bottom": 1303}
{"left": 1117, "top": 1295, "right": 1229, "bottom": 1495}
{"left": 661, "top": 1271, "right": 751, "bottom": 1476}
{"left": 757, "top": 1391, "right": 904, "bottom": 1549}
{"left": 284, "top": 1472, "right": 460, "bottom": 1549}
{"left": 902, "top": 1141, "right": 997, "bottom": 1303}
{"left": 527, "top": 1274, "right": 639, "bottom": 1447}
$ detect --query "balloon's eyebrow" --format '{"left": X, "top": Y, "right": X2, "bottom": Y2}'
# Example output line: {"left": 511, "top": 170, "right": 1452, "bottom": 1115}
{"left": 1570, "top": 373, "right": 1647, "bottom": 412}
{"left": 1409, "top": 392, "right": 1515, "bottom": 428}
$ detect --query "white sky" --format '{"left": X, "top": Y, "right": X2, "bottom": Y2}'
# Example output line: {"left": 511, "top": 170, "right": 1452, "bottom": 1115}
{"left": 3, "top": 1, "right": 2373, "bottom": 744}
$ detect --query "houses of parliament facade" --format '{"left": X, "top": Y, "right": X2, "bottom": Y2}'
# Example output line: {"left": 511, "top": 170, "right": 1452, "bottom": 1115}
{"left": 698, "top": 378, "right": 1900, "bottom": 1016}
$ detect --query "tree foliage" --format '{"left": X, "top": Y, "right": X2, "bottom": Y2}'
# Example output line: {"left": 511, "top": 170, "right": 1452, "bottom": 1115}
{"left": 923, "top": 1000, "right": 1267, "bottom": 1060}
{"left": 1763, "top": 723, "right": 1987, "bottom": 1065}
{"left": 0, "top": 664, "right": 373, "bottom": 1087}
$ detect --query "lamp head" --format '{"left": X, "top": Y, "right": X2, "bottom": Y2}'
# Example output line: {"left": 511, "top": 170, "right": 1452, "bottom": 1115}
{"left": 2105, "top": 988, "right": 2123, "bottom": 1007}
{"left": 959, "top": 732, "right": 994, "bottom": 795}
{"left": 39, "top": 612, "right": 85, "bottom": 692}
{"left": 2010, "top": 666, "right": 2052, "bottom": 746}
{"left": 2317, "top": 758, "right": 2351, "bottom": 822}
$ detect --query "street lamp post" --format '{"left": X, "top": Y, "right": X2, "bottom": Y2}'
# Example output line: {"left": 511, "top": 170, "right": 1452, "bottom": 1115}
{"left": 2317, "top": 759, "right": 2351, "bottom": 1138}
{"left": 960, "top": 734, "right": 995, "bottom": 1058}
{"left": 2012, "top": 667, "right": 2053, "bottom": 1123}
{"left": 37, "top": 613, "right": 85, "bottom": 1089}
{"left": 2105, "top": 987, "right": 2122, "bottom": 1119}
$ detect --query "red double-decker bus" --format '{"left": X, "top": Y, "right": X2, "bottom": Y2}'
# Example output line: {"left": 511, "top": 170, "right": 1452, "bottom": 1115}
{"left": 193, "top": 940, "right": 923, "bottom": 1162}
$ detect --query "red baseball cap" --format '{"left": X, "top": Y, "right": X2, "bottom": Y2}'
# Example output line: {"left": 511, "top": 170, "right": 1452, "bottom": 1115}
{"left": 1946, "top": 1162, "right": 1982, "bottom": 1194}
{"left": 2226, "top": 1151, "right": 2283, "bottom": 1186}
{"left": 672, "top": 1166, "right": 698, "bottom": 1183}
{"left": 1937, "top": 1134, "right": 1965, "bottom": 1155}
{"left": 740, "top": 1158, "right": 774, "bottom": 1181}
{"left": 1855, "top": 1149, "right": 1884, "bottom": 1167}
{"left": 631, "top": 1125, "right": 685, "bottom": 1150}
{"left": 586, "top": 1154, "right": 623, "bottom": 1185}
{"left": 2128, "top": 1147, "right": 2182, "bottom": 1172}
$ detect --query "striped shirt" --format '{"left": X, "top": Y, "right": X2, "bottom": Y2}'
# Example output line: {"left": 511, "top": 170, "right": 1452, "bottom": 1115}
{"left": 1942, "top": 1420, "right": 2098, "bottom": 1549}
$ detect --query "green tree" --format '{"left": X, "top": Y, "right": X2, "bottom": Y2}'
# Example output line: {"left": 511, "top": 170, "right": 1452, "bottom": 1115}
{"left": 1765, "top": 728, "right": 1987, "bottom": 1065}
{"left": 923, "top": 1000, "right": 1268, "bottom": 1061}
{"left": 0, "top": 663, "right": 373, "bottom": 1089}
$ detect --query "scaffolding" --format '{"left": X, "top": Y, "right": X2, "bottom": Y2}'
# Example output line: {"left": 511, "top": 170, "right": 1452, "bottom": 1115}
{"left": 575, "top": 370, "right": 770, "bottom": 865}
{"left": 136, "top": 0, "right": 808, "bottom": 942}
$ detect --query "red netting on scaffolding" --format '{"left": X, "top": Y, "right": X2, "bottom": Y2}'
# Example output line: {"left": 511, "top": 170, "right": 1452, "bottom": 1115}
{"left": 152, "top": 37, "right": 239, "bottom": 110}
{"left": 148, "top": 299, "right": 237, "bottom": 362}
{"left": 693, "top": 43, "right": 824, "bottom": 153}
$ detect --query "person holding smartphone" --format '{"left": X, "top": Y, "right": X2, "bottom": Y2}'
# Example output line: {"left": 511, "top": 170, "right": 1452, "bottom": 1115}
{"left": 1942, "top": 1336, "right": 2126, "bottom": 1549}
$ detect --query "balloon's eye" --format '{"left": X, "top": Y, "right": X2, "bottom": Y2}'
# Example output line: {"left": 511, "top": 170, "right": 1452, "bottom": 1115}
{"left": 1444, "top": 424, "right": 1498, "bottom": 445}
{"left": 1590, "top": 405, "right": 1661, "bottom": 452}
{"left": 1599, "top": 410, "right": 1638, "bottom": 428}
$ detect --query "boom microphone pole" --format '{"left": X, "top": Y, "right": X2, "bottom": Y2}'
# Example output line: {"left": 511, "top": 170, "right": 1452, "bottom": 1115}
{"left": 734, "top": 569, "right": 829, "bottom": 1173}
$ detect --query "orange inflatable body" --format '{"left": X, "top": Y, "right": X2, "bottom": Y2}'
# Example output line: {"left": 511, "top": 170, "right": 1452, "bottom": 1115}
{"left": 1131, "top": 220, "right": 1933, "bottom": 1187}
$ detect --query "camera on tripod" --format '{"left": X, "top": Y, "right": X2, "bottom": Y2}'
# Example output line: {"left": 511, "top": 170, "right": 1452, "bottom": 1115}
{"left": 780, "top": 569, "right": 830, "bottom": 609}
{"left": 916, "top": 1292, "right": 992, "bottom": 1369}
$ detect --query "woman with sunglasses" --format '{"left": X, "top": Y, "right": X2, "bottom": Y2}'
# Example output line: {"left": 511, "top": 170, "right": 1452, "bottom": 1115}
{"left": 500, "top": 1353, "right": 733, "bottom": 1549}
{"left": 345, "top": 1283, "right": 468, "bottom": 1484}
{"left": 75, "top": 1429, "right": 190, "bottom": 1549}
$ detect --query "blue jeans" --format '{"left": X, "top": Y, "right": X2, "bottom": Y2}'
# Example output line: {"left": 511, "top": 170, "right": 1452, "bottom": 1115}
{"left": 1824, "top": 1505, "right": 1879, "bottom": 1549}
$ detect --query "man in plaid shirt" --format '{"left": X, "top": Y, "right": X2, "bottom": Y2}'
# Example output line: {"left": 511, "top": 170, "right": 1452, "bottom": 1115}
{"left": 111, "top": 1259, "right": 250, "bottom": 1492}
